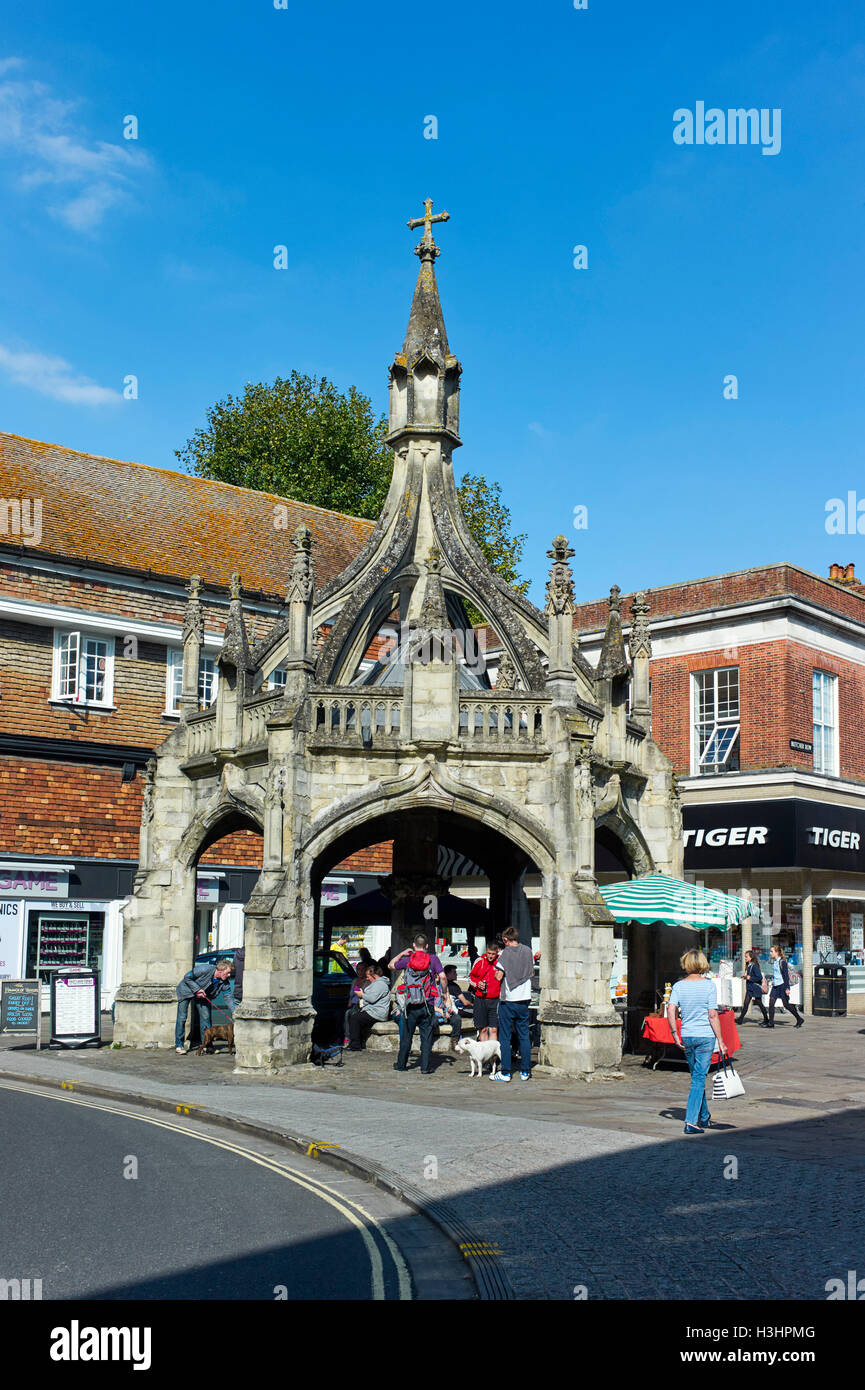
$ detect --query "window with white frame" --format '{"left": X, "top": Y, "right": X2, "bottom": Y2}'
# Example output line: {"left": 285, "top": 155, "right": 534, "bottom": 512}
{"left": 268, "top": 667, "right": 287, "bottom": 691}
{"left": 693, "top": 666, "right": 740, "bottom": 774}
{"left": 165, "top": 649, "right": 219, "bottom": 714}
{"left": 53, "top": 630, "right": 114, "bottom": 706}
{"left": 812, "top": 669, "right": 838, "bottom": 775}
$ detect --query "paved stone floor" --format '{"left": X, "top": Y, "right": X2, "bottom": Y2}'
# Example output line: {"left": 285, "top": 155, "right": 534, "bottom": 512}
{"left": 3, "top": 1011, "right": 863, "bottom": 1300}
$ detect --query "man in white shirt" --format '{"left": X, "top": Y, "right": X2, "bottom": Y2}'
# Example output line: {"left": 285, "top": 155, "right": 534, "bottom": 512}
{"left": 491, "top": 926, "right": 534, "bottom": 1082}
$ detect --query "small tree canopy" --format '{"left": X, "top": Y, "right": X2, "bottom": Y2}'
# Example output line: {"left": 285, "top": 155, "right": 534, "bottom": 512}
{"left": 456, "top": 473, "right": 529, "bottom": 597}
{"left": 175, "top": 371, "right": 392, "bottom": 520}
{"left": 177, "top": 374, "right": 528, "bottom": 594}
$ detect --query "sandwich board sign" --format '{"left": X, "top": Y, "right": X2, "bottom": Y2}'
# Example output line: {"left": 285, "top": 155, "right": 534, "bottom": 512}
{"left": 0, "top": 979, "right": 41, "bottom": 1049}
{"left": 49, "top": 967, "right": 101, "bottom": 1048}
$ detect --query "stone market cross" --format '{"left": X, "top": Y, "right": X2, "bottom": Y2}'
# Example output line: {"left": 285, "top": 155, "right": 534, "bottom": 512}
{"left": 114, "top": 204, "right": 682, "bottom": 1076}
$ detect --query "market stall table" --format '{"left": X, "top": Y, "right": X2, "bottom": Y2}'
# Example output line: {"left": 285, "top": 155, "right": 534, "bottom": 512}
{"left": 641, "top": 1007, "right": 741, "bottom": 1070}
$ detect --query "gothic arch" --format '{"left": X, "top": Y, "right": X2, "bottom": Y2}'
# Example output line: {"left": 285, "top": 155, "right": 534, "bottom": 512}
{"left": 595, "top": 807, "right": 654, "bottom": 879}
{"left": 303, "top": 759, "right": 556, "bottom": 881}
{"left": 176, "top": 785, "right": 265, "bottom": 869}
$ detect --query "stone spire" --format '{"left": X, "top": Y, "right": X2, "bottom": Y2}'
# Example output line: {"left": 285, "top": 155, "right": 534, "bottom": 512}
{"left": 596, "top": 585, "right": 630, "bottom": 681}
{"left": 219, "top": 574, "right": 253, "bottom": 674}
{"left": 387, "top": 198, "right": 461, "bottom": 447}
{"left": 418, "top": 545, "right": 449, "bottom": 631}
{"left": 403, "top": 199, "right": 451, "bottom": 365}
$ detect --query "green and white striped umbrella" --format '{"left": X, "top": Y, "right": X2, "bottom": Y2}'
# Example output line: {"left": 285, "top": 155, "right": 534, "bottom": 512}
{"left": 599, "top": 873, "right": 766, "bottom": 928}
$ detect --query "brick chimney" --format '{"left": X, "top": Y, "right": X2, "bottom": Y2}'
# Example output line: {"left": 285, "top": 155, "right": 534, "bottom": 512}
{"left": 828, "top": 562, "right": 865, "bottom": 597}
{"left": 829, "top": 562, "right": 857, "bottom": 585}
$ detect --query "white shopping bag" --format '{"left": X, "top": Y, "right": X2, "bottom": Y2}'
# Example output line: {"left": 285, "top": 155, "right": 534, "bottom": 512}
{"left": 712, "top": 1059, "right": 746, "bottom": 1100}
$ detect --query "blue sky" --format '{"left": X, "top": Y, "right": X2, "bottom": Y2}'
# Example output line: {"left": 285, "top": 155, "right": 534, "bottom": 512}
{"left": 1, "top": 1, "right": 863, "bottom": 606}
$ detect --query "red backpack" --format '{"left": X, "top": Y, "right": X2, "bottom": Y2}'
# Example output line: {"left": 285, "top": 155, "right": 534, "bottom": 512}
{"left": 401, "top": 950, "right": 434, "bottom": 1006}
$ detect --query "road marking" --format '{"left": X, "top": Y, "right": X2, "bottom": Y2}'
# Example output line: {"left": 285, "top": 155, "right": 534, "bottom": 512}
{"left": 0, "top": 1079, "right": 411, "bottom": 1301}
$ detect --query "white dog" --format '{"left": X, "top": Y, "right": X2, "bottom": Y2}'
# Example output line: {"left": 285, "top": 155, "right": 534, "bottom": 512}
{"left": 455, "top": 1038, "right": 501, "bottom": 1078}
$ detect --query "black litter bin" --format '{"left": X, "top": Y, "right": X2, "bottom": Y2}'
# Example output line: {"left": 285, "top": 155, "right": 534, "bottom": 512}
{"left": 813, "top": 964, "right": 847, "bottom": 1017}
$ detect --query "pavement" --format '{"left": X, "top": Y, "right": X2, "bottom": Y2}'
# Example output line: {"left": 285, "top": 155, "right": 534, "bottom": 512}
{"left": 2, "top": 1009, "right": 864, "bottom": 1301}
{"left": 0, "top": 1083, "right": 475, "bottom": 1301}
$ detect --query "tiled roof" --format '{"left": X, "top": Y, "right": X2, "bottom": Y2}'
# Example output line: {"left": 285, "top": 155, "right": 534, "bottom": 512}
{"left": 0, "top": 432, "right": 373, "bottom": 597}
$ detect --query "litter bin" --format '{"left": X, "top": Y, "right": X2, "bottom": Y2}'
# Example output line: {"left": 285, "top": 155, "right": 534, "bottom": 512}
{"left": 813, "top": 965, "right": 847, "bottom": 1017}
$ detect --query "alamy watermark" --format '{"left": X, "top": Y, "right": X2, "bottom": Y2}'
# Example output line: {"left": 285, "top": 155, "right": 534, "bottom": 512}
{"left": 0, "top": 497, "right": 42, "bottom": 545}
{"left": 825, "top": 491, "right": 865, "bottom": 535}
{"left": 673, "top": 103, "right": 781, "bottom": 157}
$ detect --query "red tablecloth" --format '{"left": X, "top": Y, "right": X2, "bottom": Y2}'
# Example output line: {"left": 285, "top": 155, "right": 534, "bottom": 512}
{"left": 642, "top": 1008, "right": 741, "bottom": 1060}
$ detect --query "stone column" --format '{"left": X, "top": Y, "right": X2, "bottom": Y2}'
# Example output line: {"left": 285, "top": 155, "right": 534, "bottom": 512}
{"left": 387, "top": 811, "right": 442, "bottom": 956}
{"left": 114, "top": 749, "right": 198, "bottom": 1047}
{"left": 179, "top": 575, "right": 203, "bottom": 718}
{"left": 544, "top": 535, "right": 577, "bottom": 701}
{"left": 801, "top": 871, "right": 813, "bottom": 1016}
{"left": 537, "top": 703, "right": 622, "bottom": 1076}
{"left": 629, "top": 592, "right": 652, "bottom": 730}
{"left": 232, "top": 679, "right": 314, "bottom": 1072}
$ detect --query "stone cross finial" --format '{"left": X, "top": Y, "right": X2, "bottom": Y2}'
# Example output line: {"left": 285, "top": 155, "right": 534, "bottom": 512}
{"left": 229, "top": 573, "right": 242, "bottom": 601}
{"left": 188, "top": 574, "right": 202, "bottom": 601}
{"left": 609, "top": 584, "right": 622, "bottom": 613}
{"left": 407, "top": 198, "right": 450, "bottom": 259}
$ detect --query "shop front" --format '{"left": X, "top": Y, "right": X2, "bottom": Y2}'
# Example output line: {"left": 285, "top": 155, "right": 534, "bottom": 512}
{"left": 682, "top": 797, "right": 865, "bottom": 1014}
{"left": 0, "top": 859, "right": 132, "bottom": 1012}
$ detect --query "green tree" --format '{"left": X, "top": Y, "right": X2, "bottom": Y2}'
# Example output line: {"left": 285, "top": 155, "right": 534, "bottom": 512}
{"left": 456, "top": 473, "right": 529, "bottom": 598}
{"left": 175, "top": 371, "right": 392, "bottom": 520}
{"left": 177, "top": 375, "right": 528, "bottom": 594}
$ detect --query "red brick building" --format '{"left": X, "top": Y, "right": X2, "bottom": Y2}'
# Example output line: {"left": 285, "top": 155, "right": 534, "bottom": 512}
{"left": 569, "top": 561, "right": 865, "bottom": 1011}
{"left": 0, "top": 432, "right": 390, "bottom": 1004}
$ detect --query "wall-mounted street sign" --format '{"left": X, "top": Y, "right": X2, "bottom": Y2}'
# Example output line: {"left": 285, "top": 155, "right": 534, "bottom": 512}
{"left": 789, "top": 739, "right": 814, "bottom": 754}
{"left": 49, "top": 968, "right": 101, "bottom": 1048}
{"left": 0, "top": 979, "right": 41, "bottom": 1049}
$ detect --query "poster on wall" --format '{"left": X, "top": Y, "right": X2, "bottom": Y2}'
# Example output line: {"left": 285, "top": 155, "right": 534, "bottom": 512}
{"left": 0, "top": 899, "right": 24, "bottom": 980}
{"left": 851, "top": 914, "right": 864, "bottom": 952}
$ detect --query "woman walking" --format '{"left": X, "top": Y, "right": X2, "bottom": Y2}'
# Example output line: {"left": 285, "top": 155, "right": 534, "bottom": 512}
{"left": 666, "top": 948, "right": 729, "bottom": 1135}
{"left": 768, "top": 943, "right": 804, "bottom": 1028}
{"left": 738, "top": 947, "right": 770, "bottom": 1026}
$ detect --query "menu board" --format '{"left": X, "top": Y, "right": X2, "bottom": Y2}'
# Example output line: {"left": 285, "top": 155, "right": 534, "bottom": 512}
{"left": 1, "top": 979, "right": 40, "bottom": 1045}
{"left": 50, "top": 969, "right": 100, "bottom": 1047}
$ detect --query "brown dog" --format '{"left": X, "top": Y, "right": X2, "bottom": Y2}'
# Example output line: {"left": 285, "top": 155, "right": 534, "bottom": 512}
{"left": 198, "top": 1024, "right": 235, "bottom": 1055}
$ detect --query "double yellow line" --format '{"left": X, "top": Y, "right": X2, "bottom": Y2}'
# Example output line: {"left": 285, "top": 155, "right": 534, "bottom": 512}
{"left": 0, "top": 1079, "right": 412, "bottom": 1301}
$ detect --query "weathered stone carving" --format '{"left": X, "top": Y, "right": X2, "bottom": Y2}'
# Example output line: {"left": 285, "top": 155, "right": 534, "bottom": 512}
{"left": 545, "top": 535, "right": 576, "bottom": 616}
{"left": 629, "top": 590, "right": 652, "bottom": 659}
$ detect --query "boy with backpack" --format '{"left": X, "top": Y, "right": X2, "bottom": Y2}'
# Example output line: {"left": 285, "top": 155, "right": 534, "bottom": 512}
{"left": 388, "top": 933, "right": 448, "bottom": 1074}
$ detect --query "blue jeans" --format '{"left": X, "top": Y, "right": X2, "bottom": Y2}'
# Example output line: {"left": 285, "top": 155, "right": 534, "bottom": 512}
{"left": 682, "top": 1037, "right": 714, "bottom": 1127}
{"left": 174, "top": 997, "right": 212, "bottom": 1048}
{"left": 498, "top": 999, "right": 531, "bottom": 1076}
